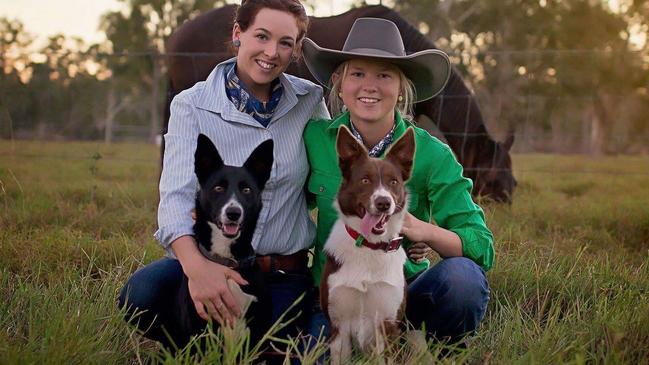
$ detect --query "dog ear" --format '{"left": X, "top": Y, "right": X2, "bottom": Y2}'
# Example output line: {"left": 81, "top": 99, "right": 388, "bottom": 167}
{"left": 243, "top": 139, "right": 274, "bottom": 190}
{"left": 385, "top": 127, "right": 415, "bottom": 181}
{"left": 336, "top": 125, "right": 367, "bottom": 177}
{"left": 195, "top": 134, "right": 224, "bottom": 186}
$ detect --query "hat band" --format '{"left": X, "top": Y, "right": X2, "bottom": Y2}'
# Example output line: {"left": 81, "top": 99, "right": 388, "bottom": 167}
{"left": 343, "top": 47, "right": 405, "bottom": 57}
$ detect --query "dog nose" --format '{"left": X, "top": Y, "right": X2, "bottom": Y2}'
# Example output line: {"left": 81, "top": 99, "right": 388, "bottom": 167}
{"left": 225, "top": 207, "right": 242, "bottom": 221}
{"left": 375, "top": 197, "right": 391, "bottom": 212}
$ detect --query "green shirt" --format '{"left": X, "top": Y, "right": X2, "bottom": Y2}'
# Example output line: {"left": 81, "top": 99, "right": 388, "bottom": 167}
{"left": 304, "top": 111, "right": 495, "bottom": 286}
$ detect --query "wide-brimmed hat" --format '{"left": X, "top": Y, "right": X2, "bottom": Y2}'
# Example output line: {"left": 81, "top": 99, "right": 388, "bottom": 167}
{"left": 302, "top": 17, "right": 451, "bottom": 102}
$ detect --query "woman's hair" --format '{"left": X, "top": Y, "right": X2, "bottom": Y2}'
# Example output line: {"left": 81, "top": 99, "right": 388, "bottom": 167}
{"left": 327, "top": 61, "right": 416, "bottom": 120}
{"left": 234, "top": 0, "right": 309, "bottom": 58}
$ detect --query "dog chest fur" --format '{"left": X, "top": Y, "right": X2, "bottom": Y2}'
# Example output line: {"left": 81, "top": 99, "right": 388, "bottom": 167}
{"left": 323, "top": 219, "right": 407, "bottom": 350}
{"left": 207, "top": 222, "right": 235, "bottom": 259}
{"left": 324, "top": 219, "right": 406, "bottom": 292}
{"left": 322, "top": 126, "right": 416, "bottom": 364}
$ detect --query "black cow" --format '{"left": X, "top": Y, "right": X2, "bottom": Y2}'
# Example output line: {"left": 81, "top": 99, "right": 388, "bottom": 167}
{"left": 164, "top": 5, "right": 516, "bottom": 202}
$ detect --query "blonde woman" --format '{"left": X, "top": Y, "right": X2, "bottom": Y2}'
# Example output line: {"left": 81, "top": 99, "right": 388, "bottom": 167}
{"left": 303, "top": 18, "right": 493, "bottom": 345}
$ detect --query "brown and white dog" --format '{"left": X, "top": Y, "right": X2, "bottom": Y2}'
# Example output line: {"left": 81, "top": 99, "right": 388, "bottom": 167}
{"left": 321, "top": 125, "right": 416, "bottom": 364}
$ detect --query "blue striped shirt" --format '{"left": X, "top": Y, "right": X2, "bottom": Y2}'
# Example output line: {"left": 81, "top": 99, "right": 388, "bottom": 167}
{"left": 155, "top": 58, "right": 329, "bottom": 256}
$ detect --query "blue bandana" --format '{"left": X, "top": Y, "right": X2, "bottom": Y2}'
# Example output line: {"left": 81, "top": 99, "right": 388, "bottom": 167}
{"left": 224, "top": 63, "right": 283, "bottom": 127}
{"left": 349, "top": 120, "right": 397, "bottom": 157}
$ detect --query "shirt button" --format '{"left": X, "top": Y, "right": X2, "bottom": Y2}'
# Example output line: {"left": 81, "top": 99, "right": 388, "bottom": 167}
{"left": 319, "top": 186, "right": 325, "bottom": 193}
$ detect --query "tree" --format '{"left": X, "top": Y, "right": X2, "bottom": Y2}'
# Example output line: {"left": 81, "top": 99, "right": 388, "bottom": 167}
{"left": 99, "top": 0, "right": 226, "bottom": 143}
{"left": 0, "top": 18, "right": 34, "bottom": 138}
{"left": 389, "top": 0, "right": 649, "bottom": 154}
{"left": 22, "top": 35, "right": 108, "bottom": 139}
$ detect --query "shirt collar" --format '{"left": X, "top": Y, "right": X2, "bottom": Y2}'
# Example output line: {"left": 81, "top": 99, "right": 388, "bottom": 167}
{"left": 224, "top": 63, "right": 283, "bottom": 127}
{"left": 328, "top": 111, "right": 409, "bottom": 156}
{"left": 349, "top": 119, "right": 397, "bottom": 157}
{"left": 195, "top": 58, "right": 309, "bottom": 115}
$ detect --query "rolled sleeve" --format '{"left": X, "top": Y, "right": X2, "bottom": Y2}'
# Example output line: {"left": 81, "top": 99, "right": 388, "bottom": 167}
{"left": 156, "top": 95, "right": 200, "bottom": 252}
{"left": 428, "top": 145, "right": 495, "bottom": 271}
{"left": 450, "top": 226, "right": 494, "bottom": 271}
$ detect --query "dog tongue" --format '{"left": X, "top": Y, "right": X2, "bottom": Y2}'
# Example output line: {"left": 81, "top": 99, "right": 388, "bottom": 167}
{"left": 223, "top": 224, "right": 239, "bottom": 236}
{"left": 360, "top": 213, "right": 383, "bottom": 237}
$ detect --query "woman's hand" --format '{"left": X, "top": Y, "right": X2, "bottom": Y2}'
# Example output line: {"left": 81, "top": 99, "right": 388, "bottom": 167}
{"left": 400, "top": 212, "right": 464, "bottom": 259}
{"left": 184, "top": 258, "right": 248, "bottom": 326}
{"left": 172, "top": 235, "right": 248, "bottom": 326}
{"left": 401, "top": 213, "right": 433, "bottom": 262}
{"left": 407, "top": 242, "right": 432, "bottom": 263}
{"left": 400, "top": 212, "right": 432, "bottom": 243}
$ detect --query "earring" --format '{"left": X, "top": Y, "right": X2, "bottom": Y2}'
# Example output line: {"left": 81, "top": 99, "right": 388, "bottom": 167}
{"left": 338, "top": 92, "right": 342, "bottom": 99}
{"left": 398, "top": 95, "right": 403, "bottom": 102}
{"left": 233, "top": 39, "right": 241, "bottom": 47}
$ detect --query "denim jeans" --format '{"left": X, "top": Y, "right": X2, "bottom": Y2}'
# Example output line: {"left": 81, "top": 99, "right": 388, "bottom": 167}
{"left": 307, "top": 257, "right": 490, "bottom": 344}
{"left": 118, "top": 257, "right": 312, "bottom": 351}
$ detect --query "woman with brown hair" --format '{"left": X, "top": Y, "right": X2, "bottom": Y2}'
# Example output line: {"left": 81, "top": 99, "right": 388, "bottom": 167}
{"left": 119, "top": 0, "right": 328, "bottom": 351}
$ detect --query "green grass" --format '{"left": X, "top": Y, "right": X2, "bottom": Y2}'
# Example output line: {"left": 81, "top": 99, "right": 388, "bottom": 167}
{"left": 1, "top": 141, "right": 648, "bottom": 364}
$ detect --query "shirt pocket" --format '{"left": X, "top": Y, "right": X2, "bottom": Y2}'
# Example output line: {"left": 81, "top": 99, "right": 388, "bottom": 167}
{"left": 307, "top": 169, "right": 341, "bottom": 234}
{"left": 307, "top": 170, "right": 339, "bottom": 204}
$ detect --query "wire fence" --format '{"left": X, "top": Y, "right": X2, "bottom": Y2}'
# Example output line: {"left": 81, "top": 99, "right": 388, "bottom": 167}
{"left": 1, "top": 150, "right": 647, "bottom": 177}
{"left": 1, "top": 49, "right": 648, "bottom": 178}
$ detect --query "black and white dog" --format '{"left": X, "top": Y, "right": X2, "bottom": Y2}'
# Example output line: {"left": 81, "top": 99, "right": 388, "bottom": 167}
{"left": 174, "top": 134, "right": 274, "bottom": 347}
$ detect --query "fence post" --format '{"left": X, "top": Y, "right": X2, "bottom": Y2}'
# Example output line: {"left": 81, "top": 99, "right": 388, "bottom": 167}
{"left": 105, "top": 86, "right": 115, "bottom": 144}
{"left": 149, "top": 51, "right": 161, "bottom": 144}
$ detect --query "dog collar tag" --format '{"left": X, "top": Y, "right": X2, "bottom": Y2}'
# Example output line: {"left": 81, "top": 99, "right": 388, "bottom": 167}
{"left": 354, "top": 235, "right": 365, "bottom": 247}
{"left": 345, "top": 225, "right": 366, "bottom": 247}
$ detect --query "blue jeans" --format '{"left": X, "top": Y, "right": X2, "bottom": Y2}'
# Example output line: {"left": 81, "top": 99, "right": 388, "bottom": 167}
{"left": 307, "top": 257, "right": 490, "bottom": 344}
{"left": 118, "top": 257, "right": 313, "bottom": 351}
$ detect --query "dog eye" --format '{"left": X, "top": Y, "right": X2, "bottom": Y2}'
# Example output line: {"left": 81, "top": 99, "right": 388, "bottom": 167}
{"left": 361, "top": 177, "right": 370, "bottom": 184}
{"left": 214, "top": 186, "right": 224, "bottom": 192}
{"left": 242, "top": 187, "right": 252, "bottom": 194}
{"left": 390, "top": 179, "right": 398, "bottom": 185}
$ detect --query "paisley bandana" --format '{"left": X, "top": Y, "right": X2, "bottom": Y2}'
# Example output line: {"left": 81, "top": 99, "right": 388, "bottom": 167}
{"left": 349, "top": 120, "right": 397, "bottom": 157}
{"left": 224, "top": 63, "right": 283, "bottom": 127}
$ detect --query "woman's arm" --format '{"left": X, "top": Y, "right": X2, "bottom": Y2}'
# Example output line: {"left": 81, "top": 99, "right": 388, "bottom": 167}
{"left": 425, "top": 145, "right": 495, "bottom": 270}
{"left": 401, "top": 142, "right": 494, "bottom": 270}
{"left": 400, "top": 213, "right": 463, "bottom": 258}
{"left": 156, "top": 96, "right": 201, "bottom": 252}
{"left": 158, "top": 94, "right": 246, "bottom": 324}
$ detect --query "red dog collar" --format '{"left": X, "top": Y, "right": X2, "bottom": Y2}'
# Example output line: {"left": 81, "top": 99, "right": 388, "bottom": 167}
{"left": 345, "top": 225, "right": 403, "bottom": 252}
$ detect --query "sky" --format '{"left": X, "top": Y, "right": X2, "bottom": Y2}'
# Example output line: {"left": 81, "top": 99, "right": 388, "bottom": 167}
{"left": 2, "top": 0, "right": 644, "bottom": 50}
{"left": 0, "top": 0, "right": 125, "bottom": 45}
{"left": 0, "top": 0, "right": 359, "bottom": 47}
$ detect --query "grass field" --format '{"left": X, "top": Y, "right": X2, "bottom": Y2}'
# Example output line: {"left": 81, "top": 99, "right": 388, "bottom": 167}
{"left": 1, "top": 140, "right": 648, "bottom": 364}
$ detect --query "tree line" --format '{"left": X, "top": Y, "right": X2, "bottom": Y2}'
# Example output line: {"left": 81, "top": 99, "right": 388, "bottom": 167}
{"left": 1, "top": 0, "right": 648, "bottom": 154}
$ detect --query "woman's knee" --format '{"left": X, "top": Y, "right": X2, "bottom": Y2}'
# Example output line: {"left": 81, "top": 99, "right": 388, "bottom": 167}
{"left": 408, "top": 257, "right": 490, "bottom": 319}
{"left": 407, "top": 257, "right": 490, "bottom": 340}
{"left": 118, "top": 258, "right": 183, "bottom": 315}
{"left": 435, "top": 257, "right": 488, "bottom": 307}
